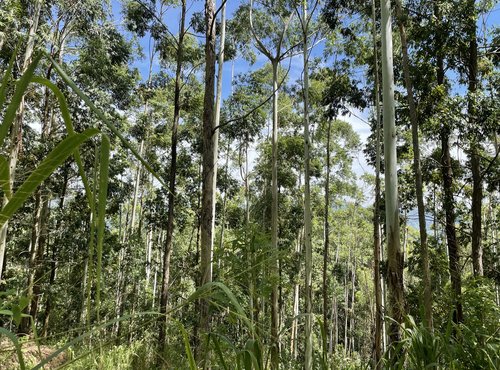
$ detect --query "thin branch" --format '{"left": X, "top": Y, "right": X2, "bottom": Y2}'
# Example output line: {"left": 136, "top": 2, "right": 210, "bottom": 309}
{"left": 133, "top": 0, "right": 179, "bottom": 50}
{"left": 249, "top": 0, "right": 274, "bottom": 60}
{"left": 179, "top": 60, "right": 205, "bottom": 92}
{"left": 276, "top": 10, "right": 295, "bottom": 58}
{"left": 213, "top": 56, "right": 293, "bottom": 133}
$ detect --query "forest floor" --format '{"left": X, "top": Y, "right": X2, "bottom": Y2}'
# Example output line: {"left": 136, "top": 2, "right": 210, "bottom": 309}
{"left": 0, "top": 339, "right": 67, "bottom": 369}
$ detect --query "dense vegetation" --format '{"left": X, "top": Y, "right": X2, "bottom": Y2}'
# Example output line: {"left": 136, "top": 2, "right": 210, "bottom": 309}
{"left": 0, "top": 0, "right": 499, "bottom": 369}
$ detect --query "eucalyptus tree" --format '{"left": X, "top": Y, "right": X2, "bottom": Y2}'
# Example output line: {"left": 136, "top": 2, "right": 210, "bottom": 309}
{"left": 124, "top": 0, "right": 206, "bottom": 357}
{"left": 393, "top": 0, "right": 432, "bottom": 329}
{"left": 245, "top": 1, "right": 299, "bottom": 365}
{"left": 295, "top": 0, "right": 321, "bottom": 366}
{"left": 370, "top": 0, "right": 384, "bottom": 363}
{"left": 221, "top": 66, "right": 270, "bottom": 330}
{"left": 198, "top": 0, "right": 217, "bottom": 364}
{"left": 434, "top": 1, "right": 463, "bottom": 324}
{"left": 157, "top": 0, "right": 189, "bottom": 357}
{"left": 312, "top": 64, "right": 365, "bottom": 360}
{"left": 380, "top": 0, "right": 404, "bottom": 347}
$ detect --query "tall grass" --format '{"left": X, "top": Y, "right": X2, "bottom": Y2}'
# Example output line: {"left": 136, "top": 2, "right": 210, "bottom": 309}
{"left": 0, "top": 51, "right": 164, "bottom": 368}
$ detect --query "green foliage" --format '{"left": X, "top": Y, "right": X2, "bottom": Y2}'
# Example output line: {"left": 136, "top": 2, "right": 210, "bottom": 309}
{"left": 1, "top": 1, "right": 499, "bottom": 370}
{"left": 389, "top": 309, "right": 500, "bottom": 370}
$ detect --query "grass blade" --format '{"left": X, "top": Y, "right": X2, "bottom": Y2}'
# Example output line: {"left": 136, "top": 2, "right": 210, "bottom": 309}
{"left": 211, "top": 334, "right": 229, "bottom": 370}
{"left": 48, "top": 55, "right": 169, "bottom": 191}
{"left": 0, "top": 128, "right": 100, "bottom": 228}
{"left": 179, "top": 322, "right": 197, "bottom": 370}
{"left": 0, "top": 156, "right": 11, "bottom": 200}
{"left": 0, "top": 42, "right": 19, "bottom": 108}
{"left": 31, "top": 76, "right": 95, "bottom": 208}
{"left": 0, "top": 54, "right": 42, "bottom": 147}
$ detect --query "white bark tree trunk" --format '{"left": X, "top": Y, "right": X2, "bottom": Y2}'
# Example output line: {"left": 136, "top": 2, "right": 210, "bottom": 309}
{"left": 380, "top": 0, "right": 404, "bottom": 348}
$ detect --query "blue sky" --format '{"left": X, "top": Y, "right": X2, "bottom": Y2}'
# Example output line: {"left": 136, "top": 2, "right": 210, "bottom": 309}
{"left": 110, "top": 0, "right": 499, "bottom": 105}
{"left": 109, "top": 0, "right": 499, "bottom": 197}
{"left": 110, "top": 0, "right": 311, "bottom": 100}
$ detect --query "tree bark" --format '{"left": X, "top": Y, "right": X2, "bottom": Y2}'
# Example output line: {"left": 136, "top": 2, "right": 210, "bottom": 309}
{"left": 380, "top": 0, "right": 404, "bottom": 348}
{"left": 158, "top": 1, "right": 186, "bottom": 362}
{"left": 394, "top": 0, "right": 433, "bottom": 329}
{"left": 302, "top": 2, "right": 313, "bottom": 368}
{"left": 323, "top": 118, "right": 331, "bottom": 359}
{"left": 198, "top": 0, "right": 217, "bottom": 365}
{"left": 467, "top": 0, "right": 483, "bottom": 277}
{"left": 434, "top": 4, "right": 463, "bottom": 324}
{"left": 371, "top": 0, "right": 383, "bottom": 366}
{"left": 270, "top": 59, "right": 280, "bottom": 370}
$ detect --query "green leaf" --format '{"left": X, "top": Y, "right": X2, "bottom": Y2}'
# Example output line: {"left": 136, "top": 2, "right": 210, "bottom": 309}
{"left": 19, "top": 296, "right": 29, "bottom": 311}
{"left": 12, "top": 304, "right": 21, "bottom": 326}
{"left": 179, "top": 323, "right": 197, "bottom": 370}
{"left": 31, "top": 76, "right": 95, "bottom": 210}
{"left": 243, "top": 340, "right": 260, "bottom": 370}
{"left": 0, "top": 41, "right": 19, "bottom": 108}
{"left": 0, "top": 156, "right": 11, "bottom": 200}
{"left": 0, "top": 54, "right": 42, "bottom": 148}
{"left": 0, "top": 128, "right": 100, "bottom": 228}
{"left": 188, "top": 282, "right": 253, "bottom": 336}
{"left": 211, "top": 335, "right": 229, "bottom": 370}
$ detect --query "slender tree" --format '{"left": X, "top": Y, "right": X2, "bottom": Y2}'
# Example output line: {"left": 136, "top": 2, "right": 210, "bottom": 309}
{"left": 380, "top": 0, "right": 404, "bottom": 347}
{"left": 248, "top": 2, "right": 295, "bottom": 366}
{"left": 198, "top": 0, "right": 217, "bottom": 364}
{"left": 158, "top": 0, "right": 186, "bottom": 363}
{"left": 371, "top": 0, "right": 383, "bottom": 365}
{"left": 434, "top": 3, "right": 463, "bottom": 324}
{"left": 467, "top": 0, "right": 483, "bottom": 277}
{"left": 299, "top": 0, "right": 315, "bottom": 367}
{"left": 393, "top": 0, "right": 433, "bottom": 329}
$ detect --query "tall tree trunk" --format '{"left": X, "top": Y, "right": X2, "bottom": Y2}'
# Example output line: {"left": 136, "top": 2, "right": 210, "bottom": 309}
{"left": 435, "top": 4, "right": 463, "bottom": 324}
{"left": 270, "top": 59, "right": 280, "bottom": 370}
{"left": 21, "top": 55, "right": 58, "bottom": 335}
{"left": 381, "top": 245, "right": 387, "bottom": 352}
{"left": 380, "top": 0, "right": 404, "bottom": 348}
{"left": 330, "top": 242, "right": 340, "bottom": 356}
{"left": 158, "top": 1, "right": 186, "bottom": 363}
{"left": 290, "top": 225, "right": 303, "bottom": 359}
{"left": 371, "top": 0, "right": 383, "bottom": 366}
{"left": 350, "top": 256, "right": 357, "bottom": 354}
{"left": 41, "top": 165, "right": 68, "bottom": 338}
{"left": 218, "top": 62, "right": 234, "bottom": 256}
{"left": 213, "top": 0, "right": 226, "bottom": 279}
{"left": 130, "top": 140, "right": 144, "bottom": 231}
{"left": 323, "top": 118, "right": 331, "bottom": 358}
{"left": 468, "top": 0, "right": 483, "bottom": 277}
{"left": 302, "top": 2, "right": 313, "bottom": 368}
{"left": 146, "top": 229, "right": 153, "bottom": 288}
{"left": 198, "top": 0, "right": 217, "bottom": 365}
{"left": 394, "top": 0, "right": 433, "bottom": 329}
{"left": 28, "top": 58, "right": 60, "bottom": 333}
{"left": 344, "top": 253, "right": 349, "bottom": 355}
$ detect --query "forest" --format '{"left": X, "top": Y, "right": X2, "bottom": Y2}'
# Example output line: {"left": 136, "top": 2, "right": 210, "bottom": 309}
{"left": 0, "top": 0, "right": 499, "bottom": 369}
